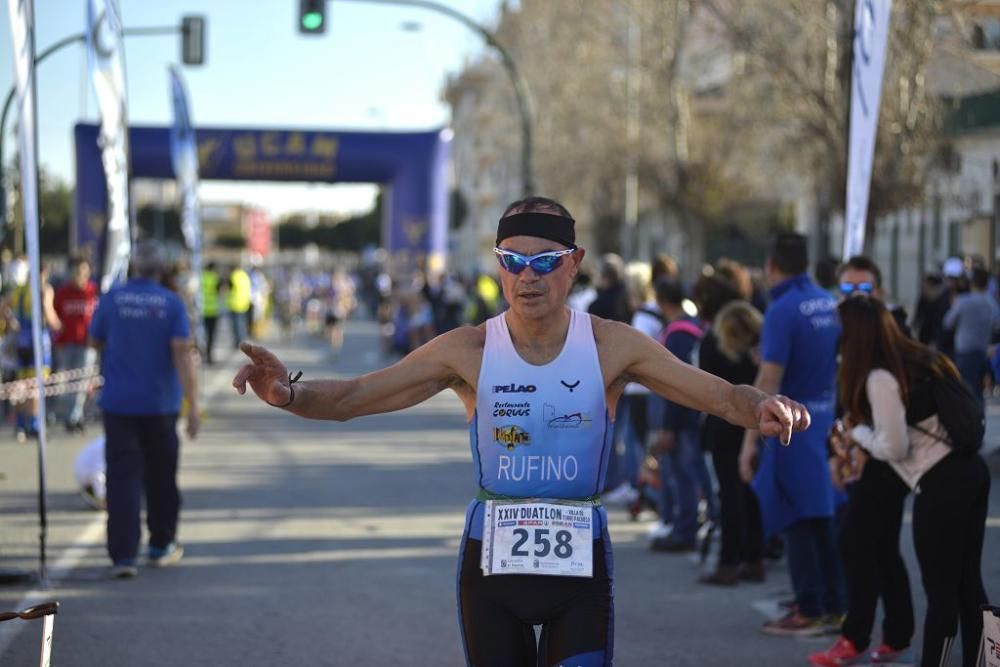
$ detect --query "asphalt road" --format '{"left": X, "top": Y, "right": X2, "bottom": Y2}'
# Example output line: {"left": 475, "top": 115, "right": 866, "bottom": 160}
{"left": 1, "top": 318, "right": 998, "bottom": 666}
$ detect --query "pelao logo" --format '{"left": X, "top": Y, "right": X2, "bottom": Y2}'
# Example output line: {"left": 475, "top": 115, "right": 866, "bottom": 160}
{"left": 494, "top": 383, "right": 536, "bottom": 393}
{"left": 494, "top": 425, "right": 530, "bottom": 450}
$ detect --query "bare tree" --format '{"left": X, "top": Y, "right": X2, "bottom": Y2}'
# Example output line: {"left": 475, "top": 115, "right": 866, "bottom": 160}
{"left": 704, "top": 0, "right": 944, "bottom": 254}
{"left": 448, "top": 0, "right": 950, "bottom": 264}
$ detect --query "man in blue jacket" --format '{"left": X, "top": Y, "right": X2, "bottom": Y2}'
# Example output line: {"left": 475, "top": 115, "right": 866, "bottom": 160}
{"left": 739, "top": 233, "right": 845, "bottom": 636}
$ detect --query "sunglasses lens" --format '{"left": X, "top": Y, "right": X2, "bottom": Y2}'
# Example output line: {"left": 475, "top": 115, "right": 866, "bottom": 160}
{"left": 498, "top": 253, "right": 527, "bottom": 274}
{"left": 839, "top": 282, "right": 874, "bottom": 295}
{"left": 530, "top": 255, "right": 562, "bottom": 274}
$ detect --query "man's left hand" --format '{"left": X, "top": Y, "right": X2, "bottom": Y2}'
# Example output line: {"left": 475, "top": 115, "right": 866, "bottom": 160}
{"left": 755, "top": 394, "right": 810, "bottom": 446}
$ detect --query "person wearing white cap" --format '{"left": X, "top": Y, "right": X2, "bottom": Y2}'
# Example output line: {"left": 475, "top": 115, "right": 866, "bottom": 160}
{"left": 942, "top": 257, "right": 966, "bottom": 280}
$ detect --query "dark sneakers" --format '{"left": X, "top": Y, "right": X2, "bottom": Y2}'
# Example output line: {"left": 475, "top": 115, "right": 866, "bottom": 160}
{"left": 761, "top": 610, "right": 826, "bottom": 637}
{"left": 110, "top": 561, "right": 138, "bottom": 579}
{"left": 697, "top": 565, "right": 740, "bottom": 586}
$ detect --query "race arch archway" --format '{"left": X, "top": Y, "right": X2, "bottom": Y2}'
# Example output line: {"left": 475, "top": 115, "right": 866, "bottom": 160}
{"left": 73, "top": 123, "right": 450, "bottom": 272}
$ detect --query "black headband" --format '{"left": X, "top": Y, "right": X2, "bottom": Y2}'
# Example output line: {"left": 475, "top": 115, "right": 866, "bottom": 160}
{"left": 496, "top": 212, "right": 576, "bottom": 249}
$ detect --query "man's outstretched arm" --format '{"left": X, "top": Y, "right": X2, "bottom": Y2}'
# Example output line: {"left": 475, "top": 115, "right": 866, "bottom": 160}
{"left": 602, "top": 321, "right": 809, "bottom": 445}
{"left": 232, "top": 327, "right": 475, "bottom": 421}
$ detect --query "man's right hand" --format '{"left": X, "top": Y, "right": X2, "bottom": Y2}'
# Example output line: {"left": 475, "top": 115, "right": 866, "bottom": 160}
{"left": 233, "top": 341, "right": 292, "bottom": 406}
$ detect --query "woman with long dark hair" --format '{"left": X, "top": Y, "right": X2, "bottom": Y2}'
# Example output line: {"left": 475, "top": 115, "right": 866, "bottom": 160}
{"left": 832, "top": 296, "right": 990, "bottom": 667}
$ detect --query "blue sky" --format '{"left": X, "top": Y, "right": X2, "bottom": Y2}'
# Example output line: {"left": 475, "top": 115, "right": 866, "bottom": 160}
{"left": 1, "top": 0, "right": 502, "bottom": 216}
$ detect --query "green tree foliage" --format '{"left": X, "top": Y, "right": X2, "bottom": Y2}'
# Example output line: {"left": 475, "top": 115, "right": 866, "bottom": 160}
{"left": 276, "top": 191, "right": 382, "bottom": 251}
{"left": 3, "top": 167, "right": 73, "bottom": 255}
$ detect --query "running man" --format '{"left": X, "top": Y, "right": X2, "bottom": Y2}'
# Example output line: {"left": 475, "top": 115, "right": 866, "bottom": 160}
{"left": 233, "top": 196, "right": 811, "bottom": 667}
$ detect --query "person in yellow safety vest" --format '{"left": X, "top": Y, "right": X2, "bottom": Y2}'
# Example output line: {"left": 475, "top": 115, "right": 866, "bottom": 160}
{"left": 201, "top": 262, "right": 221, "bottom": 365}
{"left": 227, "top": 266, "right": 252, "bottom": 348}
{"left": 465, "top": 273, "right": 501, "bottom": 326}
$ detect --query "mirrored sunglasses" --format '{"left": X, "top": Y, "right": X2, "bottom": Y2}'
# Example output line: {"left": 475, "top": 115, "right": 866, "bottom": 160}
{"left": 493, "top": 247, "right": 575, "bottom": 275}
{"left": 839, "top": 281, "right": 874, "bottom": 296}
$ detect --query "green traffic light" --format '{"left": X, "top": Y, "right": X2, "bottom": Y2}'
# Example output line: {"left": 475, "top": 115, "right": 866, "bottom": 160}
{"left": 302, "top": 11, "right": 323, "bottom": 30}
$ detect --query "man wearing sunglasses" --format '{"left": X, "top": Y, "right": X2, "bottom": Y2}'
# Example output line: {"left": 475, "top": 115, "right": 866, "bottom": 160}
{"left": 233, "top": 196, "right": 811, "bottom": 667}
{"left": 837, "top": 255, "right": 909, "bottom": 336}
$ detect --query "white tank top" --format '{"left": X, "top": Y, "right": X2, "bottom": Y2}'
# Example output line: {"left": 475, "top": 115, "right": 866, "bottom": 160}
{"left": 464, "top": 309, "right": 613, "bottom": 540}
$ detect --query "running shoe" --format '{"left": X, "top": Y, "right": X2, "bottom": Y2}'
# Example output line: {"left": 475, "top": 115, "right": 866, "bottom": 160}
{"left": 870, "top": 643, "right": 914, "bottom": 664}
{"left": 148, "top": 542, "right": 184, "bottom": 568}
{"left": 808, "top": 637, "right": 866, "bottom": 666}
{"left": 110, "top": 561, "right": 138, "bottom": 579}
{"left": 761, "top": 610, "right": 826, "bottom": 637}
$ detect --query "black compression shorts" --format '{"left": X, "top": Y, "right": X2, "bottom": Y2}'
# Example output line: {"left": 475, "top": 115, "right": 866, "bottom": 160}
{"left": 458, "top": 537, "right": 613, "bottom": 667}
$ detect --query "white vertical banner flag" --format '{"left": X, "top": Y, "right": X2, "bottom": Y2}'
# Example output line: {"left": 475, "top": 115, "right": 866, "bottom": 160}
{"left": 843, "top": 0, "right": 893, "bottom": 261}
{"left": 86, "top": 0, "right": 131, "bottom": 292}
{"left": 168, "top": 65, "right": 203, "bottom": 347}
{"left": 7, "top": 0, "right": 51, "bottom": 579}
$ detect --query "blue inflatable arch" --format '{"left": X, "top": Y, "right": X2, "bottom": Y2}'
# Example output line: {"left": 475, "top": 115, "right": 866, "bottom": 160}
{"left": 74, "top": 123, "right": 450, "bottom": 273}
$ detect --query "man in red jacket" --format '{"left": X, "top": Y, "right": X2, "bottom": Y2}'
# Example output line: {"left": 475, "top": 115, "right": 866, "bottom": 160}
{"left": 54, "top": 256, "right": 98, "bottom": 432}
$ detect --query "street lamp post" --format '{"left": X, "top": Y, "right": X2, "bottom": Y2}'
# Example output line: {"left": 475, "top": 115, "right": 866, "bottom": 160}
{"left": 336, "top": 0, "right": 535, "bottom": 197}
{"left": 0, "top": 24, "right": 191, "bottom": 246}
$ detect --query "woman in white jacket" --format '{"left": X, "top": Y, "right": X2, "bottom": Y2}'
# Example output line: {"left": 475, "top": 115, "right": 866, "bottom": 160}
{"left": 836, "top": 295, "right": 990, "bottom": 667}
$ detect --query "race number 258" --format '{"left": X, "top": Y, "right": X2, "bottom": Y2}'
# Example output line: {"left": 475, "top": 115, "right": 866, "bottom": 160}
{"left": 510, "top": 528, "right": 573, "bottom": 558}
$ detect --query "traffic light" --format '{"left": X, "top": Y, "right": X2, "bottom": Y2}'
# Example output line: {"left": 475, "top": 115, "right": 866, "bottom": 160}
{"left": 181, "top": 16, "right": 206, "bottom": 65}
{"left": 299, "top": 0, "right": 326, "bottom": 35}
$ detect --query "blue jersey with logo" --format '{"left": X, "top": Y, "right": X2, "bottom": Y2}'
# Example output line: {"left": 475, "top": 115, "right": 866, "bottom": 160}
{"left": 464, "top": 310, "right": 613, "bottom": 540}
{"left": 753, "top": 274, "right": 841, "bottom": 535}
{"left": 760, "top": 274, "right": 840, "bottom": 400}
{"left": 89, "top": 278, "right": 190, "bottom": 415}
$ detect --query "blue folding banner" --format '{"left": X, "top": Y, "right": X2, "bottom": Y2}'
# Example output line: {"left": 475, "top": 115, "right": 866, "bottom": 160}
{"left": 74, "top": 124, "right": 451, "bottom": 273}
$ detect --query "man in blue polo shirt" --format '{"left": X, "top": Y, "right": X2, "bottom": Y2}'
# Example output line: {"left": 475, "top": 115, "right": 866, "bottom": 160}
{"left": 89, "top": 241, "right": 200, "bottom": 578}
{"left": 739, "top": 233, "right": 844, "bottom": 636}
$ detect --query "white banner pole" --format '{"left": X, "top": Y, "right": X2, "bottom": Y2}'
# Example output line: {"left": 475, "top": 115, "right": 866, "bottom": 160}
{"left": 6, "top": 0, "right": 50, "bottom": 584}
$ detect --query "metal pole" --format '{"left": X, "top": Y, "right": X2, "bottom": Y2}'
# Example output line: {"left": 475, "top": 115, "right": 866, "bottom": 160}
{"left": 25, "top": 0, "right": 50, "bottom": 589}
{"left": 336, "top": 0, "right": 535, "bottom": 196}
{"left": 0, "top": 25, "right": 181, "bottom": 241}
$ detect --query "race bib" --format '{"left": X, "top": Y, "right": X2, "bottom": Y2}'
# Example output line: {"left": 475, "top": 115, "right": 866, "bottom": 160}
{"left": 480, "top": 500, "right": 593, "bottom": 577}
{"left": 984, "top": 605, "right": 1000, "bottom": 667}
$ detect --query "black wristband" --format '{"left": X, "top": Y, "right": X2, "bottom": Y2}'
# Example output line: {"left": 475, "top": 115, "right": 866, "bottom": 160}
{"left": 267, "top": 371, "right": 303, "bottom": 408}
